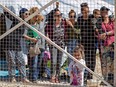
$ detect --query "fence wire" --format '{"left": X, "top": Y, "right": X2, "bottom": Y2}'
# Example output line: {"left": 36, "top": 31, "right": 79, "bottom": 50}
{"left": 0, "top": 0, "right": 115, "bottom": 87}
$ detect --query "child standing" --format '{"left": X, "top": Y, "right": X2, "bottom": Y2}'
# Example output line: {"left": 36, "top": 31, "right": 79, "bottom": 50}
{"left": 68, "top": 45, "right": 86, "bottom": 86}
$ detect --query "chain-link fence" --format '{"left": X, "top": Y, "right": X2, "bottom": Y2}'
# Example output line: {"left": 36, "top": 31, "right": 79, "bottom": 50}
{"left": 0, "top": 0, "right": 115, "bottom": 87}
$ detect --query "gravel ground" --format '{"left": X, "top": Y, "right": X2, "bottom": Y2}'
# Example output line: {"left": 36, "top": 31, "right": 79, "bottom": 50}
{"left": 0, "top": 81, "right": 109, "bottom": 87}
{"left": 0, "top": 81, "right": 70, "bottom": 87}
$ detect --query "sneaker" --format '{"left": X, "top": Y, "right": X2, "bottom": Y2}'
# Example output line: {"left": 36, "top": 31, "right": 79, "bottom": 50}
{"left": 10, "top": 77, "right": 16, "bottom": 83}
{"left": 32, "top": 80, "right": 40, "bottom": 84}
{"left": 84, "top": 79, "right": 87, "bottom": 85}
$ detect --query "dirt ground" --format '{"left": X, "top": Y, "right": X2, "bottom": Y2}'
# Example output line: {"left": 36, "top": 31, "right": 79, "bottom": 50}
{"left": 0, "top": 50, "right": 110, "bottom": 87}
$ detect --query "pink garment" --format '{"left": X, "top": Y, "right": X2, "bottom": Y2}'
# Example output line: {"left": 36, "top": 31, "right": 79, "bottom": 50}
{"left": 68, "top": 59, "right": 85, "bottom": 86}
{"left": 101, "top": 22, "right": 114, "bottom": 46}
{"left": 43, "top": 51, "right": 51, "bottom": 62}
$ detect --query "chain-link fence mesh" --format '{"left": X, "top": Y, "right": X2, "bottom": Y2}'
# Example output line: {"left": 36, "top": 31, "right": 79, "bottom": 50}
{"left": 0, "top": 0, "right": 115, "bottom": 87}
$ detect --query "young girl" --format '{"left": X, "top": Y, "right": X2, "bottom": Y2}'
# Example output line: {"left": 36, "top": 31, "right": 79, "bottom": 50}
{"left": 68, "top": 45, "right": 86, "bottom": 86}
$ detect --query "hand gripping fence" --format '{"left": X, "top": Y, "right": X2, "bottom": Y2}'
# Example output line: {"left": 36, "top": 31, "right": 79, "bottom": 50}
{"left": 0, "top": 1, "right": 113, "bottom": 87}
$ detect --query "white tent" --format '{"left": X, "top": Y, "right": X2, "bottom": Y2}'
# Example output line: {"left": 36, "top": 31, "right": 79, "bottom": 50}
{"left": 0, "top": 0, "right": 114, "bottom": 16}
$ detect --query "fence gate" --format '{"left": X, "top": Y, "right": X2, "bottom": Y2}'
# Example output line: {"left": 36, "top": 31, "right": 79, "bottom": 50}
{"left": 0, "top": 0, "right": 115, "bottom": 87}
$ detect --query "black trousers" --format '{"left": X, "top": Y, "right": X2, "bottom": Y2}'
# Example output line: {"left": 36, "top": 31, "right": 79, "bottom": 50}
{"left": 84, "top": 46, "right": 96, "bottom": 79}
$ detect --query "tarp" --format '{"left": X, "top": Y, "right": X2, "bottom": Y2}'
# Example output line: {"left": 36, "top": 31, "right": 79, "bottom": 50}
{"left": 0, "top": 0, "right": 115, "bottom": 16}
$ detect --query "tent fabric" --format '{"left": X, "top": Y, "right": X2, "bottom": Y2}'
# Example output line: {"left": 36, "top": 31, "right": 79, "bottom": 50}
{"left": 0, "top": 0, "right": 114, "bottom": 16}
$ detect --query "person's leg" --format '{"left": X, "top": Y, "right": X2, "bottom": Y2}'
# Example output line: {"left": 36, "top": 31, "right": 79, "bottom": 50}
{"left": 28, "top": 54, "right": 33, "bottom": 81}
{"left": 31, "top": 49, "right": 45, "bottom": 82}
{"left": 16, "top": 51, "right": 26, "bottom": 78}
{"left": 56, "top": 50, "right": 63, "bottom": 82}
{"left": 37, "top": 53, "right": 43, "bottom": 80}
{"left": 6, "top": 50, "right": 16, "bottom": 82}
{"left": 32, "top": 55, "right": 39, "bottom": 82}
{"left": 67, "top": 40, "right": 72, "bottom": 51}
{"left": 50, "top": 47, "right": 57, "bottom": 82}
{"left": 67, "top": 40, "right": 73, "bottom": 65}
{"left": 37, "top": 48, "right": 45, "bottom": 80}
{"left": 102, "top": 46, "right": 112, "bottom": 81}
{"left": 16, "top": 51, "right": 30, "bottom": 83}
{"left": 90, "top": 47, "right": 96, "bottom": 78}
{"left": 84, "top": 47, "right": 92, "bottom": 80}
{"left": 84, "top": 46, "right": 96, "bottom": 79}
{"left": 67, "top": 39, "right": 78, "bottom": 65}
{"left": 49, "top": 47, "right": 53, "bottom": 76}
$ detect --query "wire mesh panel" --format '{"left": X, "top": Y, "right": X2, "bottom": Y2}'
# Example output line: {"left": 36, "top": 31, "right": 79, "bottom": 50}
{"left": 0, "top": 0, "right": 115, "bottom": 87}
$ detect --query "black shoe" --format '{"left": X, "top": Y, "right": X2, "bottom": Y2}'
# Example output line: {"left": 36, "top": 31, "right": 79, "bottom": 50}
{"left": 84, "top": 78, "right": 87, "bottom": 86}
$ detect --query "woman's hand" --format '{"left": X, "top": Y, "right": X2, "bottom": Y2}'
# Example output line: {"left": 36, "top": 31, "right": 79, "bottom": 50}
{"left": 100, "top": 33, "right": 106, "bottom": 40}
{"left": 66, "top": 20, "right": 74, "bottom": 28}
{"left": 31, "top": 38, "right": 38, "bottom": 43}
{"left": 70, "top": 72, "right": 74, "bottom": 79}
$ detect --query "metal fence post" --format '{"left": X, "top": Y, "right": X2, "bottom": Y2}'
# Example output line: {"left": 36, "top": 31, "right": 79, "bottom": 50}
{"left": 114, "top": 0, "right": 116, "bottom": 86}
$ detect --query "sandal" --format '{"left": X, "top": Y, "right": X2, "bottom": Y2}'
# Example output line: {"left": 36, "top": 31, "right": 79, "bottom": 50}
{"left": 50, "top": 76, "right": 56, "bottom": 83}
{"left": 55, "top": 77, "right": 60, "bottom": 83}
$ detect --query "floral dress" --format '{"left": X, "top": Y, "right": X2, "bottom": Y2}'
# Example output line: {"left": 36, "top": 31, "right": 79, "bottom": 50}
{"left": 68, "top": 59, "right": 85, "bottom": 86}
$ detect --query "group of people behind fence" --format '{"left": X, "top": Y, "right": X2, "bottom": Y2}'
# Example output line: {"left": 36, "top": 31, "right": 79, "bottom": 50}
{"left": 0, "top": 2, "right": 114, "bottom": 86}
